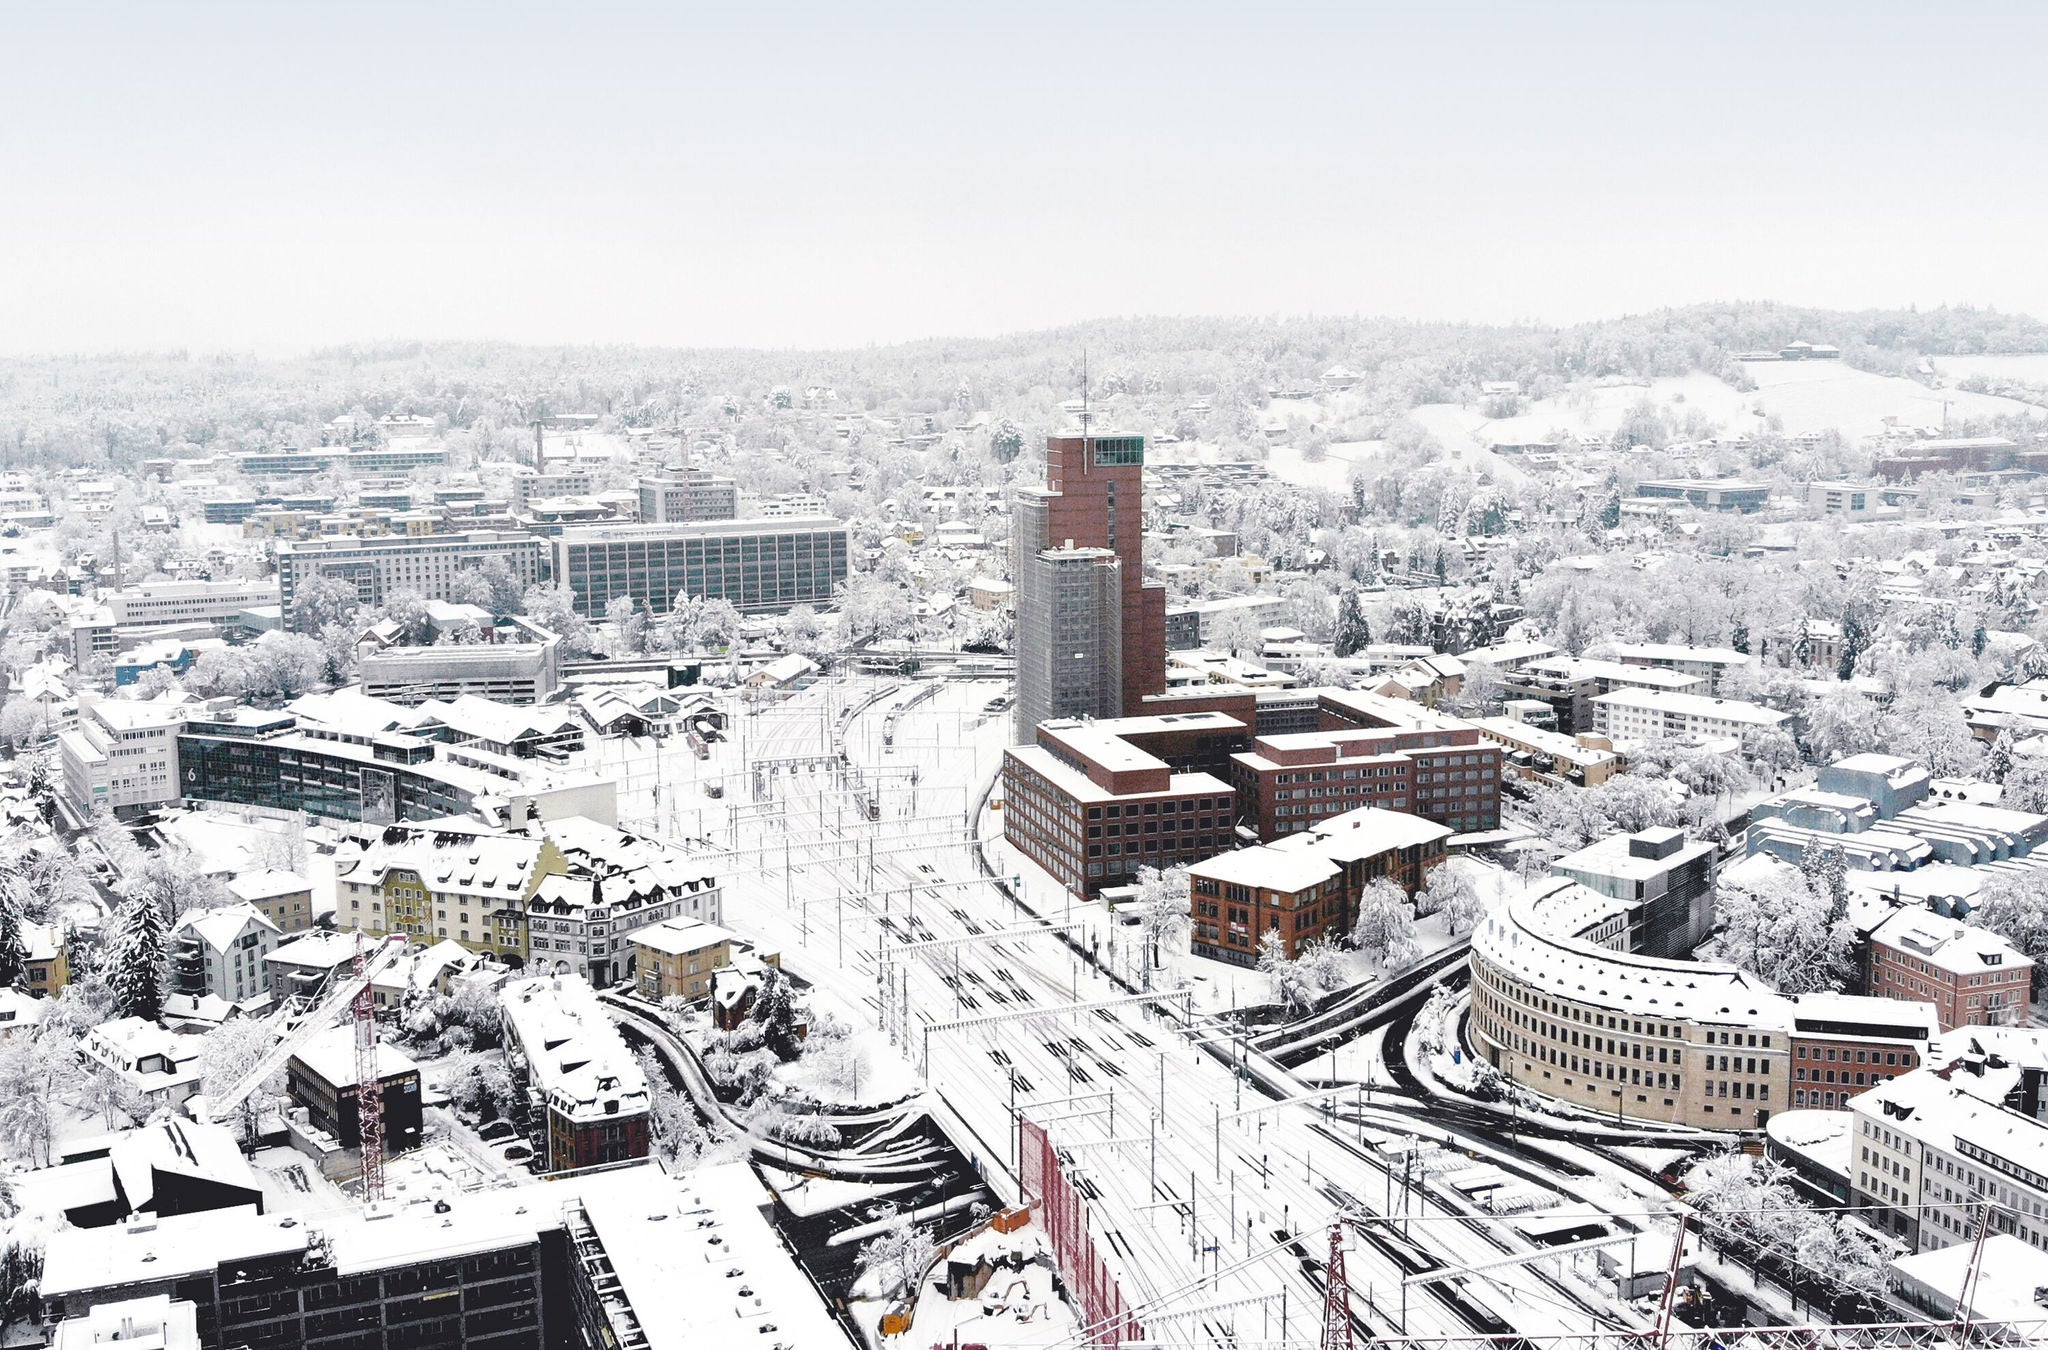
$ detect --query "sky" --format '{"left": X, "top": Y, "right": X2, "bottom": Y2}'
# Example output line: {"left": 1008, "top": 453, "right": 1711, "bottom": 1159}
{"left": 2, "top": 1, "right": 2043, "bottom": 355}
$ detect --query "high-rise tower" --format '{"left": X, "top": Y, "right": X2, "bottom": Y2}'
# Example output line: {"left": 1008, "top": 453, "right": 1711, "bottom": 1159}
{"left": 1012, "top": 430, "right": 1166, "bottom": 743}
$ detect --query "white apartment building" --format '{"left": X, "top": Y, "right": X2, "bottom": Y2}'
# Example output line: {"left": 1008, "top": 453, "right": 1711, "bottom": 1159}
{"left": 525, "top": 815, "right": 723, "bottom": 987}
{"left": 1608, "top": 643, "right": 1753, "bottom": 694}
{"left": 1591, "top": 687, "right": 1790, "bottom": 746}
{"left": 171, "top": 903, "right": 283, "bottom": 1005}
{"left": 276, "top": 532, "right": 544, "bottom": 632}
{"left": 57, "top": 697, "right": 186, "bottom": 819}
{"left": 107, "top": 579, "right": 281, "bottom": 627}
{"left": 1850, "top": 1028, "right": 2048, "bottom": 1253}
{"left": 1807, "top": 481, "right": 1881, "bottom": 518}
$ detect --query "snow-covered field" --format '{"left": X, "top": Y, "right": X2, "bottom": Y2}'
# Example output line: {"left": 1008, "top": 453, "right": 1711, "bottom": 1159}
{"left": 1743, "top": 357, "right": 2042, "bottom": 436}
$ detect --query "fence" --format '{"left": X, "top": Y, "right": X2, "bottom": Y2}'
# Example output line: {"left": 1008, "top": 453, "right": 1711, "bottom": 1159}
{"left": 1021, "top": 1115, "right": 1144, "bottom": 1346}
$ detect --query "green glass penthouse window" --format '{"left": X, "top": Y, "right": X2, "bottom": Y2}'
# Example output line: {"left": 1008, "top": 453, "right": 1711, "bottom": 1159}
{"left": 1092, "top": 436, "right": 1145, "bottom": 466}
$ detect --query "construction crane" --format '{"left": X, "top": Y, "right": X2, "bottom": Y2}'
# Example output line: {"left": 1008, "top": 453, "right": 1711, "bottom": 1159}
{"left": 198, "top": 932, "right": 410, "bottom": 1201}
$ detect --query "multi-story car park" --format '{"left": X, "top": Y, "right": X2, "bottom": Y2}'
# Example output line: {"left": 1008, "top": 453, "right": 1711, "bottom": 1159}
{"left": 35, "top": 1162, "right": 839, "bottom": 1348}
{"left": 548, "top": 516, "right": 849, "bottom": 617}
{"left": 1469, "top": 874, "right": 1936, "bottom": 1130}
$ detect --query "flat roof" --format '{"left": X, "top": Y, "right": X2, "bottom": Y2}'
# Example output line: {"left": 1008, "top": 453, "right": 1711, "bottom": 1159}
{"left": 1591, "top": 688, "right": 1788, "bottom": 724}
{"left": 1005, "top": 744, "right": 1229, "bottom": 806}
{"left": 40, "top": 1205, "right": 309, "bottom": 1298}
{"left": 577, "top": 1162, "right": 843, "bottom": 1348}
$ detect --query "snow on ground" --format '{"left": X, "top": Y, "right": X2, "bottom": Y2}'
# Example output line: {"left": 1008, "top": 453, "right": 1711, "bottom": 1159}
{"left": 1743, "top": 357, "right": 2044, "bottom": 436}
{"left": 849, "top": 1214, "right": 1078, "bottom": 1350}
{"left": 1480, "top": 374, "right": 1761, "bottom": 447}
{"left": 1263, "top": 439, "right": 1382, "bottom": 492}
{"left": 983, "top": 818, "right": 1272, "bottom": 1013}
{"left": 156, "top": 807, "right": 302, "bottom": 877}
{"left": 777, "top": 1026, "right": 920, "bottom": 1108}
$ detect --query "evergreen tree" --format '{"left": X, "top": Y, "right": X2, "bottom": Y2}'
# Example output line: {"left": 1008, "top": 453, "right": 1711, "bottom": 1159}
{"left": 1594, "top": 484, "right": 1622, "bottom": 532}
{"left": 1731, "top": 620, "right": 1750, "bottom": 656}
{"left": 0, "top": 872, "right": 27, "bottom": 989}
{"left": 751, "top": 966, "right": 802, "bottom": 1062}
{"left": 1988, "top": 728, "right": 2017, "bottom": 785}
{"left": 1837, "top": 613, "right": 1865, "bottom": 681}
{"left": 1973, "top": 624, "right": 1989, "bottom": 659}
{"left": 1333, "top": 588, "right": 1371, "bottom": 656}
{"left": 107, "top": 897, "right": 166, "bottom": 1022}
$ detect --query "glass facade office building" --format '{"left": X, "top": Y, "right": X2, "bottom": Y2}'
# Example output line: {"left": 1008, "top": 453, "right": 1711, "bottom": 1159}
{"left": 179, "top": 717, "right": 475, "bottom": 823}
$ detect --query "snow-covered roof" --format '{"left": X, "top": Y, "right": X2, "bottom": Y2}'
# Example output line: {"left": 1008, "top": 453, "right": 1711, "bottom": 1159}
{"left": 266, "top": 928, "right": 361, "bottom": 972}
{"left": 1474, "top": 877, "right": 1786, "bottom": 1025}
{"left": 172, "top": 903, "right": 279, "bottom": 955}
{"left": 627, "top": 915, "right": 744, "bottom": 957}
{"left": 227, "top": 868, "right": 311, "bottom": 902}
{"left": 338, "top": 823, "right": 544, "bottom": 898}
{"left": 1608, "top": 643, "right": 1751, "bottom": 667}
{"left": 1870, "top": 909, "right": 2032, "bottom": 976}
{"left": 289, "top": 1023, "right": 420, "bottom": 1089}
{"left": 40, "top": 1205, "right": 308, "bottom": 1298}
{"left": 1851, "top": 1064, "right": 2048, "bottom": 1179}
{"left": 1890, "top": 1235, "right": 2048, "bottom": 1324}
{"left": 574, "top": 1162, "right": 843, "bottom": 1348}
{"left": 1591, "top": 687, "right": 1789, "bottom": 726}
{"left": 413, "top": 693, "right": 581, "bottom": 745}
{"left": 108, "top": 1119, "right": 259, "bottom": 1213}
{"left": 501, "top": 974, "right": 647, "bottom": 1126}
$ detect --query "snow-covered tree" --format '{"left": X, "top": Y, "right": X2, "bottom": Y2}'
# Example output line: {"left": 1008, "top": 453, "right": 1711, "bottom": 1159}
{"left": 854, "top": 1215, "right": 936, "bottom": 1303}
{"left": 520, "top": 583, "right": 594, "bottom": 657}
{"left": 1351, "top": 878, "right": 1418, "bottom": 969}
{"left": 1133, "top": 865, "right": 1189, "bottom": 990}
{"left": 1418, "top": 865, "right": 1487, "bottom": 937}
{"left": 1967, "top": 871, "right": 2048, "bottom": 996}
{"left": 292, "top": 573, "right": 363, "bottom": 633}
{"left": 636, "top": 1047, "right": 709, "bottom": 1169}
{"left": 199, "top": 1015, "right": 282, "bottom": 1142}
{"left": 751, "top": 967, "right": 803, "bottom": 1063}
{"left": 0, "top": 872, "right": 28, "bottom": 989}
{"left": 1333, "top": 588, "right": 1371, "bottom": 657}
{"left": 1258, "top": 929, "right": 1318, "bottom": 1016}
{"left": 107, "top": 896, "right": 167, "bottom": 1022}
{"left": 1988, "top": 728, "right": 2017, "bottom": 785}
{"left": 0, "top": 1031, "right": 75, "bottom": 1168}
{"left": 605, "top": 595, "right": 649, "bottom": 656}
{"left": 1800, "top": 685, "right": 1883, "bottom": 766}
{"left": 1709, "top": 860, "right": 1854, "bottom": 995}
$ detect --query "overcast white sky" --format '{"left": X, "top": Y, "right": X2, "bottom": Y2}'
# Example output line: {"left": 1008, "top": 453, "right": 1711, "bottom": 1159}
{"left": 2, "top": 2, "right": 2042, "bottom": 354}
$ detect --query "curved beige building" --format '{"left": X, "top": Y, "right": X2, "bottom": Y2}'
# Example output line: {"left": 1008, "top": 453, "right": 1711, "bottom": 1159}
{"left": 1468, "top": 877, "right": 1935, "bottom": 1130}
